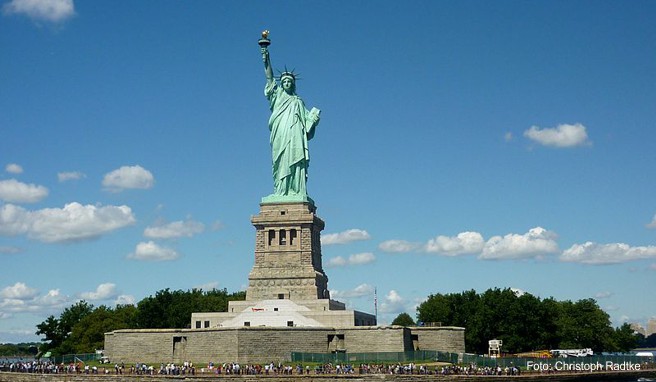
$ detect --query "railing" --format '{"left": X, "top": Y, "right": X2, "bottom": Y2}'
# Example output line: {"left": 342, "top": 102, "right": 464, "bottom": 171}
{"left": 291, "top": 350, "right": 457, "bottom": 364}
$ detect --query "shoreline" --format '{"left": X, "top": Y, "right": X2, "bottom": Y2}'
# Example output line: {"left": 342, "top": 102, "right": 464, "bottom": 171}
{"left": 1, "top": 369, "right": 655, "bottom": 382}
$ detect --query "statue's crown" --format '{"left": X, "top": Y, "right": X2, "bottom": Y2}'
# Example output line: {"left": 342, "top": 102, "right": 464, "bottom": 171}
{"left": 280, "top": 71, "right": 296, "bottom": 81}
{"left": 279, "top": 66, "right": 297, "bottom": 82}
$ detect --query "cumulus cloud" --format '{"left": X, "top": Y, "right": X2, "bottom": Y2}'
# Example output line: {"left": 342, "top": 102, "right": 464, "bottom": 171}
{"left": 128, "top": 241, "right": 179, "bottom": 261}
{"left": 2, "top": 0, "right": 75, "bottom": 23}
{"left": 595, "top": 291, "right": 612, "bottom": 299}
{"left": 0, "top": 246, "right": 21, "bottom": 254}
{"left": 524, "top": 123, "right": 591, "bottom": 148}
{"left": 560, "top": 242, "right": 656, "bottom": 264}
{"left": 58, "top": 171, "right": 85, "bottom": 182}
{"left": 646, "top": 214, "right": 656, "bottom": 229}
{"left": 0, "top": 202, "right": 135, "bottom": 243}
{"left": 479, "top": 227, "right": 559, "bottom": 260}
{"left": 0, "top": 179, "right": 49, "bottom": 203}
{"left": 5, "top": 164, "right": 23, "bottom": 174}
{"left": 144, "top": 219, "right": 205, "bottom": 239}
{"left": 0, "top": 288, "right": 69, "bottom": 317}
{"left": 379, "top": 290, "right": 406, "bottom": 314}
{"left": 326, "top": 252, "right": 375, "bottom": 268}
{"left": 330, "top": 284, "right": 375, "bottom": 299}
{"left": 79, "top": 283, "right": 117, "bottom": 301}
{"left": 425, "top": 231, "right": 485, "bottom": 256}
{"left": 378, "top": 240, "right": 420, "bottom": 253}
{"left": 504, "top": 132, "right": 513, "bottom": 142}
{"left": 326, "top": 256, "right": 346, "bottom": 267}
{"left": 0, "top": 282, "right": 38, "bottom": 300}
{"left": 102, "top": 165, "right": 154, "bottom": 192}
{"left": 115, "top": 295, "right": 135, "bottom": 306}
{"left": 322, "top": 229, "right": 370, "bottom": 245}
{"left": 194, "top": 281, "right": 220, "bottom": 291}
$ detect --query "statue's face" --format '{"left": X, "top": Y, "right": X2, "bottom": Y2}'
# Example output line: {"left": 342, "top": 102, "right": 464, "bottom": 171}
{"left": 282, "top": 77, "right": 295, "bottom": 93}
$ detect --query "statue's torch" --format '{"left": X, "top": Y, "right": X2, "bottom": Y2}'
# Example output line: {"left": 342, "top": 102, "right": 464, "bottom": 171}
{"left": 259, "top": 30, "right": 271, "bottom": 63}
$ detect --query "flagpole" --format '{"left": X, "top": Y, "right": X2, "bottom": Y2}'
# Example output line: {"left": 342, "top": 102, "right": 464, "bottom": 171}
{"left": 374, "top": 287, "right": 378, "bottom": 325}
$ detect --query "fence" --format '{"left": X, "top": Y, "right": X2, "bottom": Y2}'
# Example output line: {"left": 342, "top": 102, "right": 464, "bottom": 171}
{"left": 291, "top": 350, "right": 458, "bottom": 364}
{"left": 462, "top": 354, "right": 647, "bottom": 368}
{"left": 55, "top": 353, "right": 100, "bottom": 364}
{"left": 291, "top": 352, "right": 648, "bottom": 368}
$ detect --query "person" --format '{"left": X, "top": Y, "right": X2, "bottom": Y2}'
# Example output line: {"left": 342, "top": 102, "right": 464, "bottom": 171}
{"left": 261, "top": 44, "right": 320, "bottom": 199}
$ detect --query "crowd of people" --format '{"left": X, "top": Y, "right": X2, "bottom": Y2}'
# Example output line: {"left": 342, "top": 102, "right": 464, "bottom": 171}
{"left": 1, "top": 360, "right": 500, "bottom": 376}
{"left": 0, "top": 359, "right": 577, "bottom": 377}
{"left": 0, "top": 360, "right": 101, "bottom": 374}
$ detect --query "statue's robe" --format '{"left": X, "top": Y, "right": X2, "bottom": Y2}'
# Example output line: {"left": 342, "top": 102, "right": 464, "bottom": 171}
{"left": 265, "top": 81, "right": 317, "bottom": 196}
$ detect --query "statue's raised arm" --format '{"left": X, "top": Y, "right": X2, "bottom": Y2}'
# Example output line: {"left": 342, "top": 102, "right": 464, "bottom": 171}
{"left": 259, "top": 30, "right": 274, "bottom": 84}
{"left": 258, "top": 30, "right": 321, "bottom": 205}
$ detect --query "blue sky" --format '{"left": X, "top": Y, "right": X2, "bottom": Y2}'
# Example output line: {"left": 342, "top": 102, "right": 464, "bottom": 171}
{"left": 1, "top": 0, "right": 655, "bottom": 344}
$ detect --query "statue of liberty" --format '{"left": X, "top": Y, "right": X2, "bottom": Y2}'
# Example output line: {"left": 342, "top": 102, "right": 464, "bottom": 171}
{"left": 259, "top": 31, "right": 321, "bottom": 204}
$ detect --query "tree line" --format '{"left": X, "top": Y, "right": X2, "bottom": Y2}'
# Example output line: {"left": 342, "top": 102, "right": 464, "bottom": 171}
{"left": 35, "top": 287, "right": 647, "bottom": 357}
{"left": 410, "top": 288, "right": 639, "bottom": 354}
{"left": 35, "top": 288, "right": 245, "bottom": 356}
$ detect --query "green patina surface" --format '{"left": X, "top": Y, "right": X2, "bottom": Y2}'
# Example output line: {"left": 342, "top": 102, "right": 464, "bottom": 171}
{"left": 260, "top": 31, "right": 320, "bottom": 205}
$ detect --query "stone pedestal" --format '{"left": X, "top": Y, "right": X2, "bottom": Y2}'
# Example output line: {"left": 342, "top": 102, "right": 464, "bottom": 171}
{"left": 246, "top": 202, "right": 330, "bottom": 301}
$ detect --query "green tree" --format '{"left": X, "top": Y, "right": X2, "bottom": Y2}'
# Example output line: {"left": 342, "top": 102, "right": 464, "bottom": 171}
{"left": 135, "top": 288, "right": 246, "bottom": 329}
{"left": 417, "top": 293, "right": 452, "bottom": 325}
{"left": 67, "top": 304, "right": 138, "bottom": 353}
{"left": 35, "top": 300, "right": 94, "bottom": 356}
{"left": 392, "top": 312, "right": 415, "bottom": 326}
{"left": 612, "top": 323, "right": 638, "bottom": 352}
{"left": 557, "top": 298, "right": 614, "bottom": 352}
{"left": 645, "top": 333, "right": 656, "bottom": 347}
{"left": 416, "top": 288, "right": 625, "bottom": 354}
{"left": 0, "top": 343, "right": 38, "bottom": 357}
{"left": 35, "top": 315, "right": 64, "bottom": 354}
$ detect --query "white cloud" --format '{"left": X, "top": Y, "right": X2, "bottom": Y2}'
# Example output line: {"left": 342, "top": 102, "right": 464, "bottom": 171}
{"left": 79, "top": 283, "right": 117, "bottom": 301}
{"left": 330, "top": 284, "right": 374, "bottom": 299}
{"left": 560, "top": 242, "right": 656, "bottom": 264}
{"left": 326, "top": 256, "right": 346, "bottom": 267}
{"left": 0, "top": 202, "right": 136, "bottom": 243}
{"left": 326, "top": 252, "right": 375, "bottom": 268}
{"left": 128, "top": 241, "right": 179, "bottom": 261}
{"left": 0, "top": 179, "right": 49, "bottom": 203}
{"left": 2, "top": 0, "right": 75, "bottom": 23}
{"left": 479, "top": 227, "right": 559, "bottom": 260}
{"left": 144, "top": 219, "right": 205, "bottom": 239}
{"left": 5, "top": 164, "right": 23, "bottom": 174}
{"left": 646, "top": 214, "right": 656, "bottom": 229}
{"left": 58, "top": 171, "right": 85, "bottom": 182}
{"left": 0, "top": 288, "right": 69, "bottom": 316}
{"left": 378, "top": 240, "right": 420, "bottom": 253}
{"left": 194, "top": 281, "right": 220, "bottom": 291}
{"left": 34, "top": 289, "right": 68, "bottom": 308}
{"left": 379, "top": 290, "right": 406, "bottom": 314}
{"left": 511, "top": 288, "right": 526, "bottom": 297}
{"left": 114, "top": 295, "right": 135, "bottom": 306}
{"left": 0, "top": 282, "right": 38, "bottom": 300}
{"left": 523, "top": 123, "right": 591, "bottom": 148}
{"left": 595, "top": 291, "right": 612, "bottom": 299}
{"left": 349, "top": 252, "right": 375, "bottom": 265}
{"left": 102, "top": 165, "right": 154, "bottom": 192}
{"left": 322, "top": 229, "right": 370, "bottom": 245}
{"left": 0, "top": 246, "right": 21, "bottom": 254}
{"left": 425, "top": 231, "right": 485, "bottom": 256}
{"left": 504, "top": 132, "right": 513, "bottom": 142}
